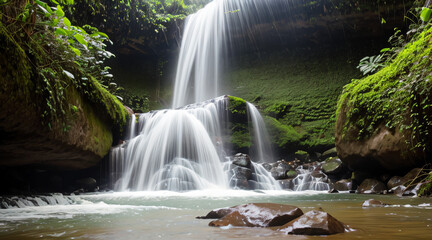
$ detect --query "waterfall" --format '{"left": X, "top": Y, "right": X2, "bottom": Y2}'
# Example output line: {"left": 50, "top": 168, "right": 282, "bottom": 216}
{"left": 246, "top": 102, "right": 274, "bottom": 163}
{"left": 109, "top": 0, "right": 327, "bottom": 192}
{"left": 172, "top": 0, "right": 284, "bottom": 108}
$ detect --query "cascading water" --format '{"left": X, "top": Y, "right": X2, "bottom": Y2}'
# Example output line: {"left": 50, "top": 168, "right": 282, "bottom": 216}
{"left": 246, "top": 102, "right": 274, "bottom": 163}
{"left": 109, "top": 0, "right": 327, "bottom": 192}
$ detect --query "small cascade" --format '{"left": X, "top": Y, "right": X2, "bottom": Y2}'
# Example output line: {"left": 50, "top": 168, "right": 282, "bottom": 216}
{"left": 246, "top": 102, "right": 274, "bottom": 162}
{"left": 292, "top": 166, "right": 330, "bottom": 191}
{"left": 0, "top": 194, "right": 75, "bottom": 209}
{"left": 111, "top": 97, "right": 229, "bottom": 191}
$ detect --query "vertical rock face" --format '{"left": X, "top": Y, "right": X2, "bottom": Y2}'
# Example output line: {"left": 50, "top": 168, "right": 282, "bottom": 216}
{"left": 0, "top": 25, "right": 129, "bottom": 169}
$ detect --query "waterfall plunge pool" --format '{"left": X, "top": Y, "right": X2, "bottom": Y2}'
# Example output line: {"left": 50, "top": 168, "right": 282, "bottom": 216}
{"left": 1, "top": 191, "right": 432, "bottom": 239}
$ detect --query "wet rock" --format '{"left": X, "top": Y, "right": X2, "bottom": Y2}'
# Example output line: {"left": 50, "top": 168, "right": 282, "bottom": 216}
{"left": 334, "top": 179, "right": 353, "bottom": 191}
{"left": 357, "top": 178, "right": 387, "bottom": 194}
{"left": 231, "top": 166, "right": 253, "bottom": 180}
{"left": 387, "top": 176, "right": 403, "bottom": 189}
{"left": 75, "top": 177, "right": 97, "bottom": 191}
{"left": 321, "top": 147, "right": 338, "bottom": 160}
{"left": 278, "top": 179, "right": 294, "bottom": 190}
{"left": 362, "top": 199, "right": 387, "bottom": 207}
{"left": 321, "top": 158, "right": 344, "bottom": 175}
{"left": 208, "top": 203, "right": 303, "bottom": 227}
{"left": 197, "top": 207, "right": 236, "bottom": 219}
{"left": 262, "top": 162, "right": 273, "bottom": 171}
{"left": 232, "top": 153, "right": 251, "bottom": 168}
{"left": 402, "top": 168, "right": 423, "bottom": 184}
{"left": 271, "top": 162, "right": 291, "bottom": 180}
{"left": 295, "top": 150, "right": 310, "bottom": 162}
{"left": 277, "top": 210, "right": 346, "bottom": 235}
{"left": 286, "top": 170, "right": 298, "bottom": 179}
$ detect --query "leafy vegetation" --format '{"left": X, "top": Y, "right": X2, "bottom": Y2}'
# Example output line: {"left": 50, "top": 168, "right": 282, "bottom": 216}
{"left": 0, "top": 0, "right": 128, "bottom": 132}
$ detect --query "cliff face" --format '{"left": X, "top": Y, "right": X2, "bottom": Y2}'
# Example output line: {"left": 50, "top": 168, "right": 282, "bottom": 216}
{"left": 336, "top": 26, "right": 432, "bottom": 173}
{"left": 0, "top": 23, "right": 129, "bottom": 170}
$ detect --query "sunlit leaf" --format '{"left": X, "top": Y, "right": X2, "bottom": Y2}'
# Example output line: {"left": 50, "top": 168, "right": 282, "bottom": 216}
{"left": 63, "top": 17, "right": 71, "bottom": 28}
{"left": 420, "top": 7, "right": 432, "bottom": 22}
{"left": 70, "top": 46, "right": 81, "bottom": 56}
{"left": 56, "top": 4, "right": 65, "bottom": 17}
{"left": 74, "top": 34, "right": 88, "bottom": 47}
{"left": 55, "top": 28, "right": 68, "bottom": 36}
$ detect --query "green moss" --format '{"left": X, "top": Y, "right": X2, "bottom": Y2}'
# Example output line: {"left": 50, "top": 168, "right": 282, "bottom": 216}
{"left": 295, "top": 150, "right": 308, "bottom": 155}
{"left": 337, "top": 25, "right": 432, "bottom": 152}
{"left": 228, "top": 96, "right": 247, "bottom": 115}
{"left": 224, "top": 46, "right": 361, "bottom": 153}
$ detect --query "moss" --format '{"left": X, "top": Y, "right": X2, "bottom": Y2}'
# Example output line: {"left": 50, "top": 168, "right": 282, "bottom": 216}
{"left": 337, "top": 25, "right": 432, "bottom": 153}
{"left": 295, "top": 150, "right": 308, "bottom": 156}
{"left": 228, "top": 96, "right": 247, "bottom": 115}
{"left": 224, "top": 45, "right": 361, "bottom": 154}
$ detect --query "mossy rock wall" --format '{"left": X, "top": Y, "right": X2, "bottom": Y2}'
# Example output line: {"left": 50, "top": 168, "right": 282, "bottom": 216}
{"left": 335, "top": 26, "right": 432, "bottom": 173}
{"left": 0, "top": 26, "right": 129, "bottom": 170}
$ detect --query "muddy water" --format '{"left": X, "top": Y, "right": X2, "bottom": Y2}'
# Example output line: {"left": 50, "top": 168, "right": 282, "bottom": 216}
{"left": 0, "top": 191, "right": 431, "bottom": 239}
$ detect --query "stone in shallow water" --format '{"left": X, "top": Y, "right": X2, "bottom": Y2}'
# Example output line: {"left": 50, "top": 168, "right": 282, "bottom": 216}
{"left": 362, "top": 199, "right": 387, "bottom": 207}
{"left": 357, "top": 178, "right": 387, "bottom": 194}
{"left": 277, "top": 210, "right": 346, "bottom": 235}
{"left": 207, "top": 203, "right": 303, "bottom": 227}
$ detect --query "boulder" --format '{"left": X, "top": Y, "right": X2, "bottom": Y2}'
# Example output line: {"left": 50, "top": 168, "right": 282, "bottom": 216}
{"left": 231, "top": 166, "right": 253, "bottom": 180}
{"left": 387, "top": 176, "right": 403, "bottom": 189}
{"left": 295, "top": 150, "right": 310, "bottom": 162}
{"left": 277, "top": 210, "right": 346, "bottom": 235}
{"left": 271, "top": 161, "right": 291, "bottom": 180}
{"left": 286, "top": 170, "right": 298, "bottom": 179}
{"left": 401, "top": 168, "right": 423, "bottom": 184}
{"left": 232, "top": 153, "right": 251, "bottom": 168}
{"left": 334, "top": 179, "right": 353, "bottom": 191}
{"left": 208, "top": 203, "right": 303, "bottom": 227}
{"left": 278, "top": 179, "right": 294, "bottom": 190}
{"left": 75, "top": 177, "right": 97, "bottom": 191}
{"left": 321, "top": 147, "right": 338, "bottom": 159}
{"left": 357, "top": 178, "right": 387, "bottom": 194}
{"left": 197, "top": 207, "right": 236, "bottom": 219}
{"left": 362, "top": 199, "right": 387, "bottom": 207}
{"left": 321, "top": 158, "right": 344, "bottom": 175}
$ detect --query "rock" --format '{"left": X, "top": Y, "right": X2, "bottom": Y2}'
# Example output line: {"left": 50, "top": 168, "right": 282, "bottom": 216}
{"left": 208, "top": 203, "right": 303, "bottom": 227}
{"left": 286, "top": 170, "right": 298, "bottom": 179}
{"left": 334, "top": 179, "right": 353, "bottom": 191}
{"left": 322, "top": 158, "right": 344, "bottom": 175}
{"left": 278, "top": 179, "right": 294, "bottom": 190}
{"left": 262, "top": 162, "right": 272, "bottom": 171}
{"left": 197, "top": 207, "right": 235, "bottom": 219}
{"left": 321, "top": 147, "right": 338, "bottom": 159}
{"left": 75, "top": 177, "right": 97, "bottom": 191}
{"left": 271, "top": 162, "right": 291, "bottom": 180}
{"left": 357, "top": 178, "right": 387, "bottom": 194}
{"left": 362, "top": 199, "right": 387, "bottom": 207}
{"left": 231, "top": 166, "right": 253, "bottom": 180}
{"left": 387, "top": 176, "right": 403, "bottom": 189}
{"left": 401, "top": 168, "right": 423, "bottom": 184}
{"left": 295, "top": 150, "right": 310, "bottom": 162}
{"left": 232, "top": 153, "right": 251, "bottom": 168}
{"left": 277, "top": 210, "right": 346, "bottom": 235}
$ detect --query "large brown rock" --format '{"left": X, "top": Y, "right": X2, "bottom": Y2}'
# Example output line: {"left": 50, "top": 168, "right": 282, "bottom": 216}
{"left": 208, "top": 203, "right": 303, "bottom": 227}
{"left": 357, "top": 178, "right": 387, "bottom": 194}
{"left": 277, "top": 210, "right": 346, "bottom": 235}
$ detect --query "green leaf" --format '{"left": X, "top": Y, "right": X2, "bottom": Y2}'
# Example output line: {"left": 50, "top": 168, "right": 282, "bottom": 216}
{"left": 381, "top": 18, "right": 386, "bottom": 24}
{"left": 55, "top": 28, "right": 68, "bottom": 36}
{"left": 380, "top": 48, "right": 391, "bottom": 53}
{"left": 70, "top": 46, "right": 81, "bottom": 56}
{"left": 74, "top": 34, "right": 88, "bottom": 47}
{"left": 420, "top": 7, "right": 432, "bottom": 22}
{"left": 51, "top": 0, "right": 59, "bottom": 4}
{"left": 56, "top": 4, "right": 65, "bottom": 17}
{"left": 63, "top": 17, "right": 71, "bottom": 28}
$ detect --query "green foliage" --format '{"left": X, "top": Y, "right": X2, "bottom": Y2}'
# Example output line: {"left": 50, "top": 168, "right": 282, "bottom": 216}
{"left": 418, "top": 170, "right": 432, "bottom": 196}
{"left": 420, "top": 7, "right": 432, "bottom": 22}
{"left": 337, "top": 25, "right": 432, "bottom": 154}
{"left": 228, "top": 96, "right": 247, "bottom": 115}
{"left": 0, "top": 0, "right": 128, "bottom": 132}
{"left": 357, "top": 55, "right": 385, "bottom": 75}
{"left": 58, "top": 0, "right": 201, "bottom": 51}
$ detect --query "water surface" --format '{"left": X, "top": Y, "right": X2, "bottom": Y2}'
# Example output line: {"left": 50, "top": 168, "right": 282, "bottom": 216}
{"left": 1, "top": 191, "right": 431, "bottom": 239}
